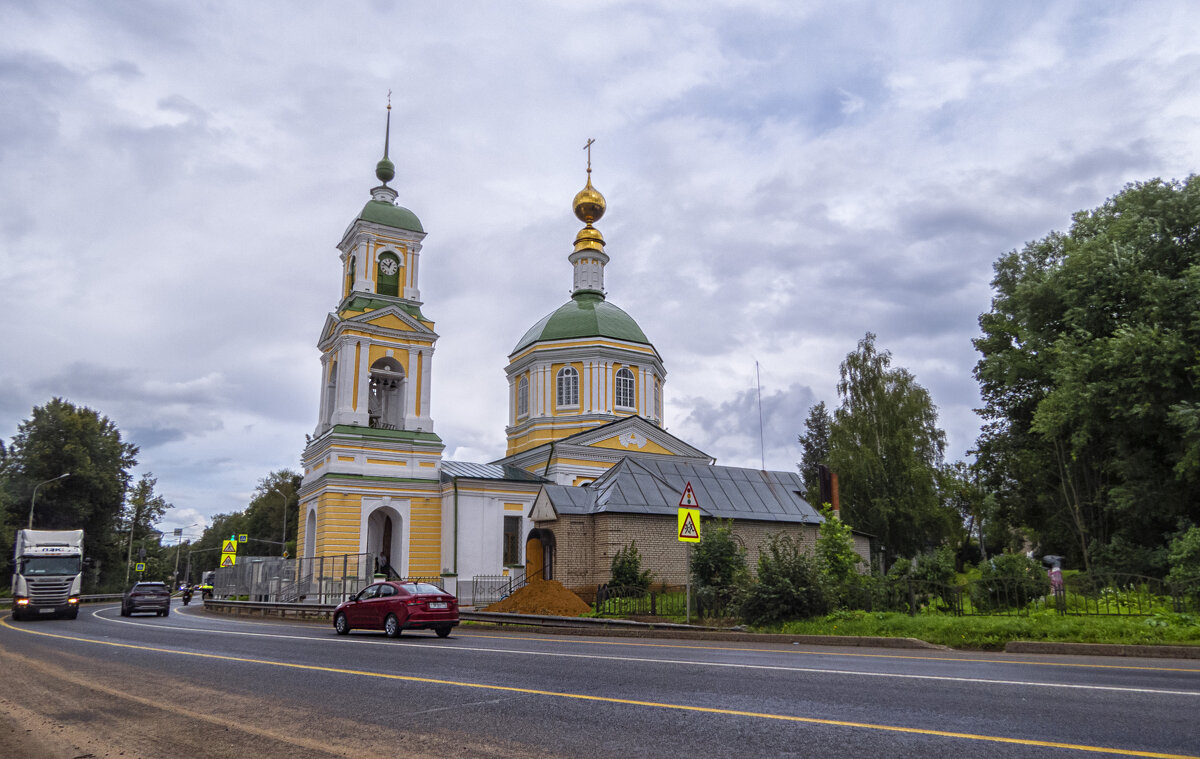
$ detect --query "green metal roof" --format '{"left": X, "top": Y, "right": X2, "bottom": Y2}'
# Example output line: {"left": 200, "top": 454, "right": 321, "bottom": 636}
{"left": 339, "top": 295, "right": 428, "bottom": 322}
{"left": 358, "top": 199, "right": 423, "bottom": 233}
{"left": 512, "top": 292, "right": 650, "bottom": 354}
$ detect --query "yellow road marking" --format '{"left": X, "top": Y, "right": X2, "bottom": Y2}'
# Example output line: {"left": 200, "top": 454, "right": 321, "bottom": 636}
{"left": 3, "top": 615, "right": 1197, "bottom": 758}
{"left": 460, "top": 630, "right": 1200, "bottom": 673}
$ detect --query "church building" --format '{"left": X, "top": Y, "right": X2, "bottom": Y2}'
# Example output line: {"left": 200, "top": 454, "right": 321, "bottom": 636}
{"left": 296, "top": 111, "right": 866, "bottom": 601}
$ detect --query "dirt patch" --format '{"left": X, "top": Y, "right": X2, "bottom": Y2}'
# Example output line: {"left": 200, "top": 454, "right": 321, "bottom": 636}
{"left": 484, "top": 580, "right": 591, "bottom": 616}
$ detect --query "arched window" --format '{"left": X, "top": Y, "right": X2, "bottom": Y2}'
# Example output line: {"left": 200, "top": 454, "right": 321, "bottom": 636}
{"left": 556, "top": 367, "right": 578, "bottom": 407}
{"left": 368, "top": 357, "right": 405, "bottom": 429}
{"left": 615, "top": 368, "right": 636, "bottom": 409}
{"left": 517, "top": 376, "right": 529, "bottom": 418}
{"left": 377, "top": 252, "right": 401, "bottom": 297}
{"left": 346, "top": 256, "right": 356, "bottom": 296}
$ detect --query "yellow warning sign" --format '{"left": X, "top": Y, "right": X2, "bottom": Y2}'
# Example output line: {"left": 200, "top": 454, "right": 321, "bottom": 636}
{"left": 220, "top": 553, "right": 236, "bottom": 568}
{"left": 679, "top": 482, "right": 699, "bottom": 508}
{"left": 222, "top": 539, "right": 237, "bottom": 553}
{"left": 678, "top": 508, "right": 701, "bottom": 543}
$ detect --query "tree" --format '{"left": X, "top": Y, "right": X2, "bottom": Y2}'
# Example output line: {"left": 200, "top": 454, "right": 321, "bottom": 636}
{"left": 974, "top": 177, "right": 1200, "bottom": 575}
{"left": 826, "top": 333, "right": 954, "bottom": 562}
{"left": 798, "top": 402, "right": 832, "bottom": 500}
{"left": 187, "top": 468, "right": 301, "bottom": 574}
{"left": 2, "top": 399, "right": 138, "bottom": 590}
{"left": 120, "top": 473, "right": 171, "bottom": 584}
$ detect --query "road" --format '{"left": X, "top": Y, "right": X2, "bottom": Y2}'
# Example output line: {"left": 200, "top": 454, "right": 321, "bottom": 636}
{"left": 1, "top": 601, "right": 1198, "bottom": 758}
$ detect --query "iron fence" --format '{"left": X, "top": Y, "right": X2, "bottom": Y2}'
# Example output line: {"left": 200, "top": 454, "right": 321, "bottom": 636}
{"left": 212, "top": 553, "right": 443, "bottom": 604}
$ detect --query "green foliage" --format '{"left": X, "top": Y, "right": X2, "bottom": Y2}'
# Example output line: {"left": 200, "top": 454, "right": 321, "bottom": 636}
{"left": 740, "top": 533, "right": 830, "bottom": 624}
{"left": 887, "top": 546, "right": 957, "bottom": 588}
{"left": 188, "top": 469, "right": 301, "bottom": 574}
{"left": 610, "top": 540, "right": 653, "bottom": 592}
{"left": 771, "top": 608, "right": 1200, "bottom": 650}
{"left": 969, "top": 552, "right": 1051, "bottom": 611}
{"left": 689, "top": 519, "right": 747, "bottom": 588}
{"left": 2, "top": 398, "right": 139, "bottom": 591}
{"left": 1166, "top": 525, "right": 1200, "bottom": 586}
{"left": 797, "top": 401, "right": 832, "bottom": 499}
{"left": 689, "top": 519, "right": 747, "bottom": 619}
{"left": 974, "top": 177, "right": 1200, "bottom": 575}
{"left": 826, "top": 333, "right": 955, "bottom": 559}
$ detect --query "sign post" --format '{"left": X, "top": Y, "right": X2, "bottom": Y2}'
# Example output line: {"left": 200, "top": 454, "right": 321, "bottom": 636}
{"left": 677, "top": 482, "right": 701, "bottom": 624}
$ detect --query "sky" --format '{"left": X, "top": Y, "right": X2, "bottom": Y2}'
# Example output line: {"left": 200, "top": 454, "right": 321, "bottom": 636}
{"left": 4, "top": 1, "right": 1200, "bottom": 535}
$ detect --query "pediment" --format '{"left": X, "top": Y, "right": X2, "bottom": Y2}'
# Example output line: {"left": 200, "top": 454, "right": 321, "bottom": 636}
{"left": 319, "top": 305, "right": 436, "bottom": 344}
{"left": 530, "top": 488, "right": 558, "bottom": 521}
{"left": 561, "top": 416, "right": 710, "bottom": 460}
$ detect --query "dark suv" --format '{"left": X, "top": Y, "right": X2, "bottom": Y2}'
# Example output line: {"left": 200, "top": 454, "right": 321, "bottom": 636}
{"left": 121, "top": 581, "right": 171, "bottom": 617}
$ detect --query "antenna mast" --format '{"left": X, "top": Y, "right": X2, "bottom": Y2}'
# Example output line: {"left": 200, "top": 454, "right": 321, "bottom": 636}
{"left": 756, "top": 360, "right": 766, "bottom": 470}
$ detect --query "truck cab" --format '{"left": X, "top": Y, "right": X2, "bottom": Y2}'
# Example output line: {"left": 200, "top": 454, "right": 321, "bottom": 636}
{"left": 11, "top": 529, "right": 84, "bottom": 620}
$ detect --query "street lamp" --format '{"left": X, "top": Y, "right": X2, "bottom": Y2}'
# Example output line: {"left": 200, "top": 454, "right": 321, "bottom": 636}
{"left": 274, "top": 489, "right": 289, "bottom": 557}
{"left": 28, "top": 472, "right": 71, "bottom": 530}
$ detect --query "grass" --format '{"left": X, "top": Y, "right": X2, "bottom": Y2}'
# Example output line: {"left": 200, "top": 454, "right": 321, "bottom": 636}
{"left": 760, "top": 609, "right": 1200, "bottom": 650}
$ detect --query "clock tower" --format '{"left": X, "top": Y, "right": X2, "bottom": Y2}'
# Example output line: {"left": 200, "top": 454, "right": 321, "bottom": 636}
{"left": 296, "top": 104, "right": 445, "bottom": 579}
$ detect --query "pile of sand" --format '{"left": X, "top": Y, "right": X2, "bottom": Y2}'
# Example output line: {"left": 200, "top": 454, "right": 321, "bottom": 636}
{"left": 484, "top": 579, "right": 592, "bottom": 617}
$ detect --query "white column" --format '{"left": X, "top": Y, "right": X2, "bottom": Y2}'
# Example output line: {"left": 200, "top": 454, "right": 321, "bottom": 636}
{"left": 314, "top": 354, "right": 330, "bottom": 435}
{"left": 353, "top": 237, "right": 370, "bottom": 291}
{"left": 419, "top": 348, "right": 434, "bottom": 431}
{"left": 353, "top": 341, "right": 371, "bottom": 426}
{"left": 405, "top": 348, "right": 420, "bottom": 428}
{"left": 582, "top": 361, "right": 591, "bottom": 413}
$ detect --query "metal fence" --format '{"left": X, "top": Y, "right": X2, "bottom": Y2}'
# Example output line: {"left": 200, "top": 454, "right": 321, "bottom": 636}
{"left": 880, "top": 573, "right": 1200, "bottom": 618}
{"left": 212, "top": 553, "right": 443, "bottom": 604}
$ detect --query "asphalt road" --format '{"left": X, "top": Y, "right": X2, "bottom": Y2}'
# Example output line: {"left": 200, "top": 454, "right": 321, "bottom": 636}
{"left": 1, "top": 601, "right": 1199, "bottom": 758}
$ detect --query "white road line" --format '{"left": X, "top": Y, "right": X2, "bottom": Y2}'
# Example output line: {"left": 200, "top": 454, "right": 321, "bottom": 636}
{"left": 80, "top": 606, "right": 1200, "bottom": 698}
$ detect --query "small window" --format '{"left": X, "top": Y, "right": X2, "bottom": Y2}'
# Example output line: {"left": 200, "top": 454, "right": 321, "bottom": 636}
{"left": 556, "top": 367, "right": 578, "bottom": 407}
{"left": 517, "top": 376, "right": 529, "bottom": 417}
{"left": 615, "top": 368, "right": 636, "bottom": 409}
{"left": 377, "top": 252, "right": 401, "bottom": 296}
{"left": 503, "top": 516, "right": 520, "bottom": 565}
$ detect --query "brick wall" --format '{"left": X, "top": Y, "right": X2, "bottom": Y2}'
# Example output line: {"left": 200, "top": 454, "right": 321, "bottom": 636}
{"left": 539, "top": 513, "right": 849, "bottom": 595}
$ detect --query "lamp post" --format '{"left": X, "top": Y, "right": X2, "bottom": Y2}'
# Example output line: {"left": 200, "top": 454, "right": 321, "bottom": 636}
{"left": 274, "top": 490, "right": 289, "bottom": 557}
{"left": 28, "top": 472, "right": 71, "bottom": 530}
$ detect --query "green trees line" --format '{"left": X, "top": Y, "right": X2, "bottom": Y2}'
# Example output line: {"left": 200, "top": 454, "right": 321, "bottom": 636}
{"left": 1, "top": 397, "right": 299, "bottom": 592}
{"left": 801, "top": 176, "right": 1200, "bottom": 579}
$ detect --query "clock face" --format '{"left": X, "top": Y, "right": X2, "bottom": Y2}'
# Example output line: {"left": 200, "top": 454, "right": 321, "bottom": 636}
{"left": 380, "top": 258, "right": 399, "bottom": 276}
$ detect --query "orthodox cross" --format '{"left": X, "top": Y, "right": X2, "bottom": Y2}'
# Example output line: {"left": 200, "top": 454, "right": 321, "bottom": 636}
{"left": 583, "top": 137, "right": 595, "bottom": 174}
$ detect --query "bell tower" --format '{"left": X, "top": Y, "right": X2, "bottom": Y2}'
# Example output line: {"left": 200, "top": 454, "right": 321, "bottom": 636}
{"left": 297, "top": 102, "right": 445, "bottom": 577}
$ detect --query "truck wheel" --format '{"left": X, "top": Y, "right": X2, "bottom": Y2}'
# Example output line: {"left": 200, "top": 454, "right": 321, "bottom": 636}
{"left": 67, "top": 608, "right": 79, "bottom": 620}
{"left": 10, "top": 608, "right": 22, "bottom": 622}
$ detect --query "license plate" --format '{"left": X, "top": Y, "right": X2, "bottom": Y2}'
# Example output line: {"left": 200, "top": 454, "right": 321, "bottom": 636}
{"left": 39, "top": 608, "right": 55, "bottom": 614}
{"left": 428, "top": 602, "right": 447, "bottom": 609}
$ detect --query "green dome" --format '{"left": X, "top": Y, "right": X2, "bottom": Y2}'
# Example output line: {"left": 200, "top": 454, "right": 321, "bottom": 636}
{"left": 358, "top": 199, "right": 423, "bottom": 233}
{"left": 512, "top": 292, "right": 650, "bottom": 353}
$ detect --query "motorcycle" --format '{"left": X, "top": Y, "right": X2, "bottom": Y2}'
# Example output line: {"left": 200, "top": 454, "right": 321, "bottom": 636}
{"left": 181, "top": 586, "right": 194, "bottom": 606}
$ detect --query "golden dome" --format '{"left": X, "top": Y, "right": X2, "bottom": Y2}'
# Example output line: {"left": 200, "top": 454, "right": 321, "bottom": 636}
{"left": 573, "top": 223, "right": 605, "bottom": 254}
{"left": 573, "top": 176, "right": 606, "bottom": 225}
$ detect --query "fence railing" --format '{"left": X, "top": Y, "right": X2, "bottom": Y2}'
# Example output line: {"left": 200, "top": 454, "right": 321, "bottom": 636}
{"left": 211, "top": 553, "right": 444, "bottom": 604}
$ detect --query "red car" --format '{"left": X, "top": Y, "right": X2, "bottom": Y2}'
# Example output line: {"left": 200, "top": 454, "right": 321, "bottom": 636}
{"left": 333, "top": 581, "right": 458, "bottom": 638}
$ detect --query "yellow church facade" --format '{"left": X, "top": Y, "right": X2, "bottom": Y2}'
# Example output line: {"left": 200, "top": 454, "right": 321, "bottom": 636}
{"left": 297, "top": 114, "right": 841, "bottom": 600}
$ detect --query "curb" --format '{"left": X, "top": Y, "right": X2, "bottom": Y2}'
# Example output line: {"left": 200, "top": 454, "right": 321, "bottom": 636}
{"left": 1005, "top": 641, "right": 1200, "bottom": 659}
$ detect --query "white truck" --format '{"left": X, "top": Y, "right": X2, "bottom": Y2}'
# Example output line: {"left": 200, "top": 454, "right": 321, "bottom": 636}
{"left": 11, "top": 529, "right": 84, "bottom": 620}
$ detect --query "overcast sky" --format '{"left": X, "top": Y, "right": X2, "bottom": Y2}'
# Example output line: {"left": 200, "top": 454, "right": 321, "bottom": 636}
{"left": 4, "top": 1, "right": 1200, "bottom": 535}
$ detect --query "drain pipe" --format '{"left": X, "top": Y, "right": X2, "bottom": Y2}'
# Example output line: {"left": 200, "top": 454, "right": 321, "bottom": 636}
{"left": 452, "top": 477, "right": 459, "bottom": 575}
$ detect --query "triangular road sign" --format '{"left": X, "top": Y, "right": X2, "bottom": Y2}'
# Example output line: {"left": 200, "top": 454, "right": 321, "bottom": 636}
{"left": 679, "top": 512, "right": 699, "bottom": 540}
{"left": 220, "top": 553, "right": 236, "bottom": 568}
{"left": 222, "top": 539, "right": 237, "bottom": 553}
{"left": 679, "top": 482, "right": 699, "bottom": 508}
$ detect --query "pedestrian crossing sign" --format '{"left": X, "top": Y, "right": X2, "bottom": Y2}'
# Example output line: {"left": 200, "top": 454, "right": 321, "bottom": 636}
{"left": 678, "top": 508, "right": 701, "bottom": 543}
{"left": 220, "top": 553, "right": 236, "bottom": 568}
{"left": 222, "top": 539, "right": 237, "bottom": 553}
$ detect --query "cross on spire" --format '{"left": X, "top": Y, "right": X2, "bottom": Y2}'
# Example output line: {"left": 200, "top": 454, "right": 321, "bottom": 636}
{"left": 583, "top": 137, "right": 595, "bottom": 174}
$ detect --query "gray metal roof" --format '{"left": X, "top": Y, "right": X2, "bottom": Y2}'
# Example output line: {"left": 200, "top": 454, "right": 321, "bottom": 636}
{"left": 441, "top": 461, "right": 547, "bottom": 482}
{"left": 542, "top": 458, "right": 822, "bottom": 524}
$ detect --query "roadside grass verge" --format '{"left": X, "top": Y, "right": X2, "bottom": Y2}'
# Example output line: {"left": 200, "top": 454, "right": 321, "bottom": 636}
{"left": 760, "top": 609, "right": 1200, "bottom": 650}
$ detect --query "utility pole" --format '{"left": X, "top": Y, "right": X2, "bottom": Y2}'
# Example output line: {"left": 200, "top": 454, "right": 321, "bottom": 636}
{"left": 28, "top": 472, "right": 71, "bottom": 530}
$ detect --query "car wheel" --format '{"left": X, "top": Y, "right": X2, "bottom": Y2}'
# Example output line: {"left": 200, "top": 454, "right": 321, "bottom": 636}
{"left": 120, "top": 604, "right": 129, "bottom": 617}
{"left": 334, "top": 612, "right": 350, "bottom": 635}
{"left": 384, "top": 614, "right": 401, "bottom": 638}
{"left": 435, "top": 624, "right": 452, "bottom": 638}
{"left": 162, "top": 607, "right": 170, "bottom": 617}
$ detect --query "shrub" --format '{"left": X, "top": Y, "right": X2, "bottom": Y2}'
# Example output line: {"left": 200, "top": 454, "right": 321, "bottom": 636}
{"left": 815, "top": 504, "right": 866, "bottom": 607}
{"left": 1166, "top": 525, "right": 1200, "bottom": 588}
{"left": 609, "top": 541, "right": 652, "bottom": 594}
{"left": 887, "top": 547, "right": 960, "bottom": 612}
{"left": 690, "top": 519, "right": 747, "bottom": 588}
{"left": 970, "top": 552, "right": 1050, "bottom": 610}
{"left": 741, "top": 533, "right": 830, "bottom": 624}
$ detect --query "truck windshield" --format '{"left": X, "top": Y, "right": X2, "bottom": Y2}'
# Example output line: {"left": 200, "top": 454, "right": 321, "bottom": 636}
{"left": 19, "top": 556, "right": 82, "bottom": 576}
